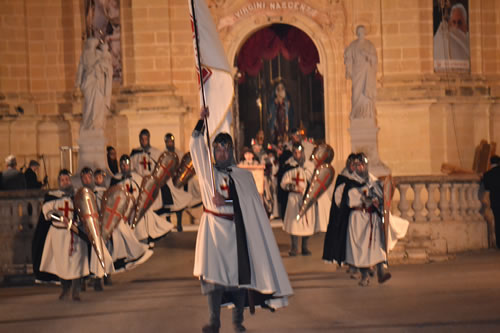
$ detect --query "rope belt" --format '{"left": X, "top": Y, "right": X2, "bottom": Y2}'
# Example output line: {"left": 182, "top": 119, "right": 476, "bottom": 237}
{"left": 203, "top": 207, "right": 234, "bottom": 221}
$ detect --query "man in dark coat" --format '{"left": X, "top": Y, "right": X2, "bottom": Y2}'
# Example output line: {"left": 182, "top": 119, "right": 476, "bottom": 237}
{"left": 24, "top": 160, "right": 48, "bottom": 189}
{"left": 482, "top": 155, "right": 500, "bottom": 248}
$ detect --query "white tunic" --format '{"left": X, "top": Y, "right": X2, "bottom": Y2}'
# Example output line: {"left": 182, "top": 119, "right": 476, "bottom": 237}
{"left": 40, "top": 191, "right": 90, "bottom": 280}
{"left": 130, "top": 146, "right": 162, "bottom": 177}
{"left": 281, "top": 159, "right": 317, "bottom": 236}
{"left": 190, "top": 130, "right": 293, "bottom": 308}
{"left": 116, "top": 172, "right": 173, "bottom": 241}
{"left": 344, "top": 180, "right": 387, "bottom": 267}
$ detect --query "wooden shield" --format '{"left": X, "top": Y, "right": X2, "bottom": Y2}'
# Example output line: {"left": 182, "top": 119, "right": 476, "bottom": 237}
{"left": 297, "top": 164, "right": 335, "bottom": 220}
{"left": 173, "top": 152, "right": 196, "bottom": 188}
{"left": 100, "top": 185, "right": 132, "bottom": 241}
{"left": 382, "top": 174, "right": 393, "bottom": 253}
{"left": 134, "top": 151, "right": 179, "bottom": 227}
{"left": 74, "top": 187, "right": 106, "bottom": 270}
{"left": 310, "top": 144, "right": 334, "bottom": 169}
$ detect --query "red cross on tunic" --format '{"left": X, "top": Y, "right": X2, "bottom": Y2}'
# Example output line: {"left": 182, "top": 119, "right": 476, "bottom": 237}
{"left": 293, "top": 172, "right": 305, "bottom": 187}
{"left": 104, "top": 196, "right": 122, "bottom": 229}
{"left": 140, "top": 155, "right": 151, "bottom": 171}
{"left": 58, "top": 200, "right": 73, "bottom": 218}
{"left": 219, "top": 179, "right": 229, "bottom": 199}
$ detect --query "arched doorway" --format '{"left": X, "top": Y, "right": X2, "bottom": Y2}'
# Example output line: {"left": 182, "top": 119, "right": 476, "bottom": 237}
{"left": 235, "top": 24, "right": 324, "bottom": 154}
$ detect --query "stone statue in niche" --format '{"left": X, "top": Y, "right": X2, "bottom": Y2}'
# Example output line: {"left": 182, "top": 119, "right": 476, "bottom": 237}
{"left": 344, "top": 25, "right": 378, "bottom": 120}
{"left": 75, "top": 37, "right": 113, "bottom": 132}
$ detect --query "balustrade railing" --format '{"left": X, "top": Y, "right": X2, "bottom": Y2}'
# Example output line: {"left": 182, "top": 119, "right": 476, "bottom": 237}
{"left": 392, "top": 174, "right": 484, "bottom": 223}
{"left": 0, "top": 190, "right": 46, "bottom": 275}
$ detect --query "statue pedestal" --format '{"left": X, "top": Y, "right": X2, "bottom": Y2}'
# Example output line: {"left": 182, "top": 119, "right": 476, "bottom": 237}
{"left": 77, "top": 128, "right": 107, "bottom": 173}
{"left": 349, "top": 118, "right": 391, "bottom": 177}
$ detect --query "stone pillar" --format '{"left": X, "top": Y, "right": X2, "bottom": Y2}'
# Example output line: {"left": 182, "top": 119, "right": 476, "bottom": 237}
{"left": 77, "top": 128, "right": 108, "bottom": 173}
{"left": 349, "top": 118, "right": 391, "bottom": 177}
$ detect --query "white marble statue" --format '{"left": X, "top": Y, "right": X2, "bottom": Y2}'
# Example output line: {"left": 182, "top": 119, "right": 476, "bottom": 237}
{"left": 344, "top": 25, "right": 377, "bottom": 120}
{"left": 75, "top": 37, "right": 113, "bottom": 132}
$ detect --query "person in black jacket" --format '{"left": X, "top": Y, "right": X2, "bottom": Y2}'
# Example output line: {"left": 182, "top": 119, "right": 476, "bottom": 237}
{"left": 482, "top": 155, "right": 500, "bottom": 248}
{"left": 24, "top": 160, "right": 48, "bottom": 189}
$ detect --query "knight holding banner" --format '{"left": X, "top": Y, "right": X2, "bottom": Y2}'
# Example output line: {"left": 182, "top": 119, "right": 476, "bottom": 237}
{"left": 191, "top": 108, "right": 293, "bottom": 333}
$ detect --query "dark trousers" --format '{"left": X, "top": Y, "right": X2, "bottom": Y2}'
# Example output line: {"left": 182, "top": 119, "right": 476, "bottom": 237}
{"left": 207, "top": 288, "right": 245, "bottom": 329}
{"left": 291, "top": 235, "right": 310, "bottom": 252}
{"left": 60, "top": 278, "right": 81, "bottom": 296}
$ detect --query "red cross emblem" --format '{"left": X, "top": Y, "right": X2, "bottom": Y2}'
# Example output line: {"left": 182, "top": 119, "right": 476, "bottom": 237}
{"left": 313, "top": 173, "right": 332, "bottom": 199}
{"left": 58, "top": 200, "right": 73, "bottom": 218}
{"left": 313, "top": 153, "right": 329, "bottom": 168}
{"left": 159, "top": 159, "right": 175, "bottom": 180}
{"left": 219, "top": 179, "right": 229, "bottom": 199}
{"left": 140, "top": 156, "right": 151, "bottom": 171}
{"left": 82, "top": 198, "right": 99, "bottom": 221}
{"left": 104, "top": 197, "right": 122, "bottom": 229}
{"left": 142, "top": 184, "right": 157, "bottom": 210}
{"left": 293, "top": 172, "right": 304, "bottom": 187}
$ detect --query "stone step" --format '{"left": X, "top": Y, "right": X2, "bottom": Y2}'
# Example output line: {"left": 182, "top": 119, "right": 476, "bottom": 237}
{"left": 406, "top": 248, "right": 429, "bottom": 263}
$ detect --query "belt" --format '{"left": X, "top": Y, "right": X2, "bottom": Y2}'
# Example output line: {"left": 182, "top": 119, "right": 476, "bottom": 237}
{"left": 203, "top": 207, "right": 234, "bottom": 221}
{"left": 353, "top": 206, "right": 374, "bottom": 213}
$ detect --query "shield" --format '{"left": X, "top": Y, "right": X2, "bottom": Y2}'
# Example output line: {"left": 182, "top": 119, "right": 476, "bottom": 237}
{"left": 382, "top": 174, "right": 393, "bottom": 254}
{"left": 172, "top": 152, "right": 196, "bottom": 188}
{"left": 100, "top": 185, "right": 133, "bottom": 241}
{"left": 134, "top": 151, "right": 179, "bottom": 227}
{"left": 310, "top": 144, "right": 334, "bottom": 169}
{"left": 74, "top": 187, "right": 106, "bottom": 270}
{"left": 297, "top": 164, "right": 336, "bottom": 220}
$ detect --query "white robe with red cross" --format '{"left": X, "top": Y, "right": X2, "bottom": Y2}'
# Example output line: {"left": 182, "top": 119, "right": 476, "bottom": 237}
{"left": 39, "top": 190, "right": 90, "bottom": 280}
{"left": 281, "top": 158, "right": 318, "bottom": 236}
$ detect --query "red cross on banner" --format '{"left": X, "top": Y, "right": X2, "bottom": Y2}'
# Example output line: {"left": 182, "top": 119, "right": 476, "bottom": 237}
{"left": 58, "top": 201, "right": 73, "bottom": 218}
{"left": 105, "top": 197, "right": 122, "bottom": 229}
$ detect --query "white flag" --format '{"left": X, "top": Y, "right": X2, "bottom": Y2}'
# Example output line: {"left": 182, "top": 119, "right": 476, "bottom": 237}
{"left": 188, "top": 0, "right": 234, "bottom": 138}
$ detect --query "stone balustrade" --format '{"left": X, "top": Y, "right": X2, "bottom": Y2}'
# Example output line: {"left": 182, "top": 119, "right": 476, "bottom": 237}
{"left": 391, "top": 174, "right": 489, "bottom": 260}
{"left": 0, "top": 190, "right": 46, "bottom": 276}
{"left": 0, "top": 175, "right": 492, "bottom": 276}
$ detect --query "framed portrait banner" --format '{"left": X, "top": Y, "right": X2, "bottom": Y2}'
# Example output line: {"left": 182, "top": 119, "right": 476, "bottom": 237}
{"left": 84, "top": 0, "right": 122, "bottom": 82}
{"left": 433, "top": 0, "right": 470, "bottom": 72}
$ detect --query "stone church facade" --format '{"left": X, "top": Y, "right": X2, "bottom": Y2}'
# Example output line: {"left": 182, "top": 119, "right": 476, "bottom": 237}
{"left": 1, "top": 0, "right": 500, "bottom": 186}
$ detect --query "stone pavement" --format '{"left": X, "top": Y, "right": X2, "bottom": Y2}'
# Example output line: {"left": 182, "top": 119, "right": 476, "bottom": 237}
{"left": 1, "top": 229, "right": 500, "bottom": 333}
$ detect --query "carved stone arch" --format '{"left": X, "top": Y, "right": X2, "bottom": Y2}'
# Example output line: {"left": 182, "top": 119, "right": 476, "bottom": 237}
{"left": 218, "top": 11, "right": 350, "bottom": 163}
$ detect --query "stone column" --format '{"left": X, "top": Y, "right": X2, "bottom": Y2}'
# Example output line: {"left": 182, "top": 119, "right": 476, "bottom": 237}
{"left": 349, "top": 118, "right": 391, "bottom": 177}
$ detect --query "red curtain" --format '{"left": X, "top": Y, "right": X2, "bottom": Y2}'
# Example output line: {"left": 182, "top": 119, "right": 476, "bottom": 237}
{"left": 237, "top": 26, "right": 319, "bottom": 80}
